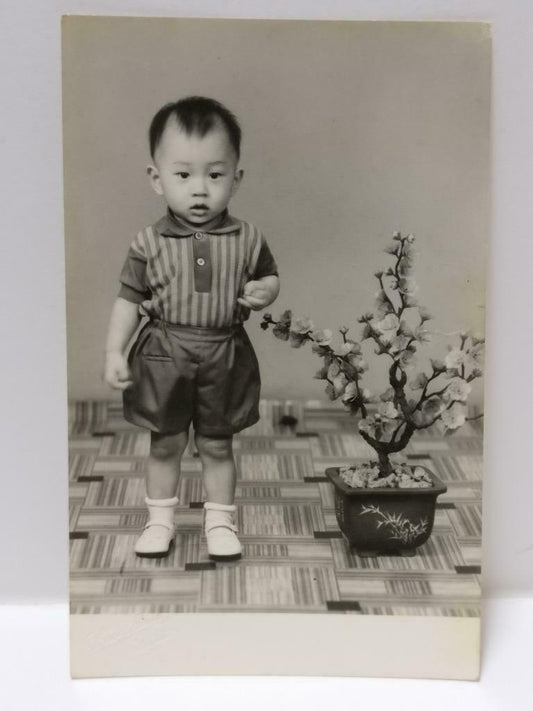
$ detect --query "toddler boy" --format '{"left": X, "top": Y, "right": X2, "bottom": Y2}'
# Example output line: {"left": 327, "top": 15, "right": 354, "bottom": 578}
{"left": 104, "top": 97, "right": 280, "bottom": 560}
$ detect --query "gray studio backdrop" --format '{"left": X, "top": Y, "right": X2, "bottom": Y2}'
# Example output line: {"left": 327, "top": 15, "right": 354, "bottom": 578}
{"left": 63, "top": 18, "right": 489, "bottom": 403}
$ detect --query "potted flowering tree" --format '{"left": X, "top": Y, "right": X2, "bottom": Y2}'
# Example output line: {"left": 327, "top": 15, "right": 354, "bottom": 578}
{"left": 261, "top": 232, "right": 484, "bottom": 556}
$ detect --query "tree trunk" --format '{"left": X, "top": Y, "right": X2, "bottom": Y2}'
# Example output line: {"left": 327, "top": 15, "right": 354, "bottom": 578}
{"left": 359, "top": 425, "right": 416, "bottom": 478}
{"left": 377, "top": 450, "right": 392, "bottom": 477}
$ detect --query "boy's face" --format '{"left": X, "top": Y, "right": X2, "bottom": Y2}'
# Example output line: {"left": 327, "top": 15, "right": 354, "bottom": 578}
{"left": 147, "top": 118, "right": 243, "bottom": 225}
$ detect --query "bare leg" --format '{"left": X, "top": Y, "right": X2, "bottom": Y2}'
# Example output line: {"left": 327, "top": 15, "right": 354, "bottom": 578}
{"left": 146, "top": 431, "right": 188, "bottom": 499}
{"left": 195, "top": 434, "right": 236, "bottom": 504}
{"left": 196, "top": 433, "right": 241, "bottom": 559}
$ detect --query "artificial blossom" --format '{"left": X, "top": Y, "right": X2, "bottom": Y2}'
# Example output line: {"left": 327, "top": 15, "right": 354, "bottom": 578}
{"left": 261, "top": 232, "right": 484, "bottom": 486}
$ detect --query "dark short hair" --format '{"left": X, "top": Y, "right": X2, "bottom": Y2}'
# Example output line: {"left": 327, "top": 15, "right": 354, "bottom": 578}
{"left": 149, "top": 96, "right": 241, "bottom": 160}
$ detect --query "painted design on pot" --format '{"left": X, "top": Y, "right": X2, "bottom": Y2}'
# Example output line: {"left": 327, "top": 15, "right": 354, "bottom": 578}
{"left": 359, "top": 504, "right": 429, "bottom": 544}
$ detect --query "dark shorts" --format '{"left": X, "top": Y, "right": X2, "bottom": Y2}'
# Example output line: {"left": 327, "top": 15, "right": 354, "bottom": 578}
{"left": 123, "top": 321, "right": 261, "bottom": 436}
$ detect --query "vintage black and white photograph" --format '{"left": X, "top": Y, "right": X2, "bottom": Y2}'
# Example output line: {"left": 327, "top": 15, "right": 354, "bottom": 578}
{"left": 63, "top": 16, "right": 489, "bottom": 678}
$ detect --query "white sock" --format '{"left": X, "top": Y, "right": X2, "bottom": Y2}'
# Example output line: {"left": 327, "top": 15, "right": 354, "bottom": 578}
{"left": 145, "top": 496, "right": 178, "bottom": 528}
{"left": 204, "top": 502, "right": 236, "bottom": 512}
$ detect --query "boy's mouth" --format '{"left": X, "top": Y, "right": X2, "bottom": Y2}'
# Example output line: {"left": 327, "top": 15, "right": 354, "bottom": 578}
{"left": 190, "top": 204, "right": 209, "bottom": 211}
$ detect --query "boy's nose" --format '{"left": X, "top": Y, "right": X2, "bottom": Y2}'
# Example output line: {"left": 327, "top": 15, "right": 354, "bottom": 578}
{"left": 191, "top": 178, "right": 208, "bottom": 196}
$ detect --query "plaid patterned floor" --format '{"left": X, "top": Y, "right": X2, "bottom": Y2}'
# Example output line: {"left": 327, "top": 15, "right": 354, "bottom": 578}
{"left": 69, "top": 400, "right": 483, "bottom": 616}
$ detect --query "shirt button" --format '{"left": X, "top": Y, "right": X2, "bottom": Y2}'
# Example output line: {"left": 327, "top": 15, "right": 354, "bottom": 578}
{"left": 196, "top": 257, "right": 206, "bottom": 266}
{"left": 194, "top": 232, "right": 203, "bottom": 240}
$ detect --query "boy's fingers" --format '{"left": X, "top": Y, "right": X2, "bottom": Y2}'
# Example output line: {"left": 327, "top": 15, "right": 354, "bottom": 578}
{"left": 246, "top": 283, "right": 267, "bottom": 296}
{"left": 244, "top": 280, "right": 260, "bottom": 294}
{"left": 244, "top": 295, "right": 264, "bottom": 307}
{"left": 238, "top": 295, "right": 265, "bottom": 311}
{"left": 110, "top": 378, "right": 133, "bottom": 391}
{"left": 105, "top": 367, "right": 133, "bottom": 390}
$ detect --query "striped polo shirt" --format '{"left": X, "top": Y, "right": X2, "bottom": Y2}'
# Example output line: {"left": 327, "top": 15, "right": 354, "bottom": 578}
{"left": 118, "top": 209, "right": 278, "bottom": 327}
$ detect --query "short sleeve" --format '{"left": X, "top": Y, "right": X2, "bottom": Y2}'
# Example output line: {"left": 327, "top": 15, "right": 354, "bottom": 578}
{"left": 251, "top": 235, "right": 279, "bottom": 279}
{"left": 118, "top": 234, "right": 151, "bottom": 304}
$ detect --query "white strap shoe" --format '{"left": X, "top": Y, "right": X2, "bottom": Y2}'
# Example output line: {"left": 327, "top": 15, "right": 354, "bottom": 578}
{"left": 204, "top": 502, "right": 242, "bottom": 561}
{"left": 135, "top": 496, "right": 178, "bottom": 558}
{"left": 135, "top": 521, "right": 175, "bottom": 558}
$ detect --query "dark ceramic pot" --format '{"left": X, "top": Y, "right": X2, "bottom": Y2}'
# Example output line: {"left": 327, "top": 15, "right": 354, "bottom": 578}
{"left": 325, "top": 466, "right": 447, "bottom": 557}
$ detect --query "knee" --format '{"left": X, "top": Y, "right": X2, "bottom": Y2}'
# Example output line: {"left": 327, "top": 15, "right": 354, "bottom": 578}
{"left": 195, "top": 434, "right": 233, "bottom": 461}
{"left": 150, "top": 431, "right": 187, "bottom": 461}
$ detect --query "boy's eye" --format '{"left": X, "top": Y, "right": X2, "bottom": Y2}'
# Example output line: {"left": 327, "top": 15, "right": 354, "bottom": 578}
{"left": 175, "top": 172, "right": 189, "bottom": 179}
{"left": 209, "top": 172, "right": 224, "bottom": 179}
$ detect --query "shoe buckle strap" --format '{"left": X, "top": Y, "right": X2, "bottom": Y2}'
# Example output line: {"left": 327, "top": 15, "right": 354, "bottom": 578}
{"left": 205, "top": 522, "right": 238, "bottom": 534}
{"left": 143, "top": 521, "right": 174, "bottom": 532}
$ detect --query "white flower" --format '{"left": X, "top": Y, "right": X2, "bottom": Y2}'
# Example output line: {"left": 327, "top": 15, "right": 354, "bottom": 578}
{"left": 379, "top": 387, "right": 395, "bottom": 402}
{"left": 444, "top": 378, "right": 472, "bottom": 402}
{"left": 389, "top": 276, "right": 399, "bottom": 290}
{"left": 467, "top": 342, "right": 485, "bottom": 368}
{"left": 378, "top": 401, "right": 399, "bottom": 419}
{"left": 410, "top": 373, "right": 428, "bottom": 390}
{"left": 341, "top": 381, "right": 358, "bottom": 404}
{"left": 327, "top": 361, "right": 340, "bottom": 379}
{"left": 311, "top": 329, "right": 332, "bottom": 346}
{"left": 332, "top": 373, "right": 348, "bottom": 396}
{"left": 398, "top": 257, "right": 414, "bottom": 277}
{"left": 422, "top": 396, "right": 446, "bottom": 417}
{"left": 441, "top": 403, "right": 467, "bottom": 430}
{"left": 336, "top": 341, "right": 357, "bottom": 357}
{"left": 347, "top": 353, "right": 368, "bottom": 372}
{"left": 414, "top": 325, "right": 432, "bottom": 343}
{"left": 414, "top": 396, "right": 446, "bottom": 426}
{"left": 412, "top": 409, "right": 432, "bottom": 427}
{"left": 445, "top": 347, "right": 467, "bottom": 370}
{"left": 398, "top": 277, "right": 418, "bottom": 296}
{"left": 430, "top": 358, "right": 446, "bottom": 373}
{"left": 399, "top": 319, "right": 414, "bottom": 338}
{"left": 375, "top": 290, "right": 394, "bottom": 316}
{"left": 399, "top": 349, "right": 417, "bottom": 369}
{"left": 374, "top": 314, "right": 400, "bottom": 343}
{"left": 389, "top": 335, "right": 409, "bottom": 355}
{"left": 402, "top": 241, "right": 415, "bottom": 258}
{"left": 361, "top": 388, "right": 373, "bottom": 402}
{"left": 358, "top": 418, "right": 373, "bottom": 435}
{"left": 313, "top": 365, "right": 328, "bottom": 380}
{"left": 291, "top": 317, "right": 314, "bottom": 335}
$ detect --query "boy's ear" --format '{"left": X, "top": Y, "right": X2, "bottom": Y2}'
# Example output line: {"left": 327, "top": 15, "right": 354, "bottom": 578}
{"left": 147, "top": 164, "right": 164, "bottom": 195}
{"left": 231, "top": 168, "right": 244, "bottom": 196}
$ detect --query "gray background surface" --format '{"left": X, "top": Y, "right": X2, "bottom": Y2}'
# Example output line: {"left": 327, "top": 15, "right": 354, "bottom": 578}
{"left": 64, "top": 18, "right": 489, "bottom": 402}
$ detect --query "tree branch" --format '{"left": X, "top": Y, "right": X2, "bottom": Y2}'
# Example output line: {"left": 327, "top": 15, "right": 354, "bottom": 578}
{"left": 393, "top": 239, "right": 407, "bottom": 318}
{"left": 388, "top": 361, "right": 411, "bottom": 421}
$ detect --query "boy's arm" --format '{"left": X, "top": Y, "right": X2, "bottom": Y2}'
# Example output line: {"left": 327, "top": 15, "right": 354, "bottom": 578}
{"left": 104, "top": 297, "right": 141, "bottom": 390}
{"left": 237, "top": 274, "right": 280, "bottom": 311}
{"left": 238, "top": 232, "right": 280, "bottom": 310}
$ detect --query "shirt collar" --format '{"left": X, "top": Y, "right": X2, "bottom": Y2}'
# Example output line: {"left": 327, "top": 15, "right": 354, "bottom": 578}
{"left": 155, "top": 209, "right": 241, "bottom": 237}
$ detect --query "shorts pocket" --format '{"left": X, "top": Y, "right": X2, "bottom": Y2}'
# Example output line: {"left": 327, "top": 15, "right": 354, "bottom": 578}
{"left": 143, "top": 354, "right": 173, "bottom": 361}
{"left": 133, "top": 325, "right": 174, "bottom": 362}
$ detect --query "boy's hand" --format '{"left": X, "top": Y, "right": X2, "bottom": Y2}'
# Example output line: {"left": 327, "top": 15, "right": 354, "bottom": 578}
{"left": 104, "top": 351, "right": 133, "bottom": 390}
{"left": 238, "top": 280, "right": 275, "bottom": 311}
